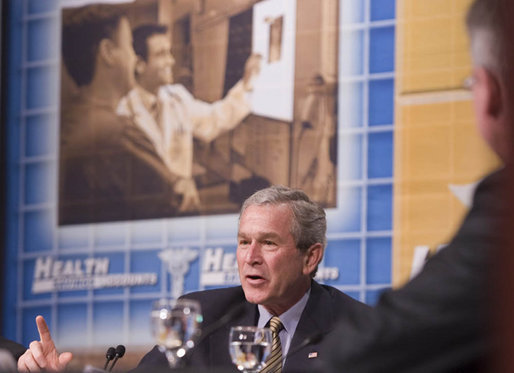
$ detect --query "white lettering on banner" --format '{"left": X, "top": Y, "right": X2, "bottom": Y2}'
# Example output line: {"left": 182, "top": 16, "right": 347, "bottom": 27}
{"left": 34, "top": 257, "right": 52, "bottom": 279}
{"left": 34, "top": 257, "right": 109, "bottom": 279}
{"left": 315, "top": 267, "right": 339, "bottom": 281}
{"left": 200, "top": 272, "right": 226, "bottom": 285}
{"left": 31, "top": 256, "right": 157, "bottom": 294}
{"left": 222, "top": 253, "right": 237, "bottom": 271}
{"left": 202, "top": 248, "right": 223, "bottom": 272}
{"left": 201, "top": 248, "right": 237, "bottom": 272}
{"left": 200, "top": 247, "right": 239, "bottom": 287}
{"left": 223, "top": 271, "right": 240, "bottom": 284}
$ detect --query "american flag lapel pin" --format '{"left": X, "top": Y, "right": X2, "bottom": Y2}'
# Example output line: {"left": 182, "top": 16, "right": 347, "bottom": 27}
{"left": 308, "top": 352, "right": 318, "bottom": 359}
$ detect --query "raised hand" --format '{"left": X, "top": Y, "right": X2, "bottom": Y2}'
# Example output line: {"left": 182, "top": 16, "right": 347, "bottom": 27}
{"left": 242, "top": 53, "right": 262, "bottom": 91}
{"left": 174, "top": 178, "right": 201, "bottom": 212}
{"left": 17, "top": 315, "right": 73, "bottom": 372}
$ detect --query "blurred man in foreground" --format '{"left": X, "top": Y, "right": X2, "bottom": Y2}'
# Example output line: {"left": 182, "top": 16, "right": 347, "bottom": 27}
{"left": 19, "top": 186, "right": 368, "bottom": 372}
{"left": 325, "top": 0, "right": 512, "bottom": 371}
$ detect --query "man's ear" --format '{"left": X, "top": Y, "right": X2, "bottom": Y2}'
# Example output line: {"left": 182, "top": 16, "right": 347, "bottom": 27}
{"left": 485, "top": 67, "right": 502, "bottom": 118}
{"left": 474, "top": 66, "right": 503, "bottom": 121}
{"left": 98, "top": 38, "right": 117, "bottom": 66}
{"left": 473, "top": 66, "right": 508, "bottom": 158}
{"left": 303, "top": 243, "right": 323, "bottom": 275}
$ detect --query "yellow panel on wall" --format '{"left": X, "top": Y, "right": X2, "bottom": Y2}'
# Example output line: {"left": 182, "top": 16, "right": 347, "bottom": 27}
{"left": 397, "top": 0, "right": 473, "bottom": 93}
{"left": 393, "top": 0, "right": 500, "bottom": 286}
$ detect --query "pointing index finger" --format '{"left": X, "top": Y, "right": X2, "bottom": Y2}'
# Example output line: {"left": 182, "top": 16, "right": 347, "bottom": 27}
{"left": 35, "top": 315, "right": 53, "bottom": 344}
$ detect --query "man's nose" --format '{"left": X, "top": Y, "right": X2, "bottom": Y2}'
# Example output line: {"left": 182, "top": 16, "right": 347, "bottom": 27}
{"left": 244, "top": 242, "right": 262, "bottom": 264}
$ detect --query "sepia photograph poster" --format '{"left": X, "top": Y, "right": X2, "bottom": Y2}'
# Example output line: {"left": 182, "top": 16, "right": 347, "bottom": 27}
{"left": 58, "top": 0, "right": 338, "bottom": 225}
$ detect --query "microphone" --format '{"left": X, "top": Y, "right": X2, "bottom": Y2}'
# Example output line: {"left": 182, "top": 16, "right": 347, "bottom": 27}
{"left": 103, "top": 347, "right": 115, "bottom": 370}
{"left": 108, "top": 345, "right": 125, "bottom": 372}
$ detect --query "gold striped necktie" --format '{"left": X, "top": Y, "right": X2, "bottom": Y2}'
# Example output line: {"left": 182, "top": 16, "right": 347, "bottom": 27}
{"left": 261, "top": 316, "right": 284, "bottom": 373}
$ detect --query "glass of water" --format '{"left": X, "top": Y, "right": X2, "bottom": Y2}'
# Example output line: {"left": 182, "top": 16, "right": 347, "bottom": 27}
{"left": 151, "top": 298, "right": 202, "bottom": 368}
{"left": 229, "top": 326, "right": 272, "bottom": 372}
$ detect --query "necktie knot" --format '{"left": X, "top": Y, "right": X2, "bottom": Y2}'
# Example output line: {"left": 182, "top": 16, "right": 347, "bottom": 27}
{"left": 269, "top": 317, "right": 283, "bottom": 334}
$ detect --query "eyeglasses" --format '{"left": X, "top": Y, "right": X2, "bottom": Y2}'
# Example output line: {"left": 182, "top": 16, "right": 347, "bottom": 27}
{"left": 462, "top": 75, "right": 476, "bottom": 90}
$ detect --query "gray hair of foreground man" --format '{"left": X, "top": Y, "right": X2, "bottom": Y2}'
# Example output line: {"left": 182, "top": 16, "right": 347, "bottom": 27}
{"left": 466, "top": 0, "right": 513, "bottom": 80}
{"left": 240, "top": 185, "right": 327, "bottom": 276}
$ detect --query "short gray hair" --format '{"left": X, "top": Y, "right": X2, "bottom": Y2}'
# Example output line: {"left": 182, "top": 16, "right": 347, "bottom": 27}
{"left": 466, "top": 0, "right": 512, "bottom": 78}
{"left": 240, "top": 185, "right": 326, "bottom": 277}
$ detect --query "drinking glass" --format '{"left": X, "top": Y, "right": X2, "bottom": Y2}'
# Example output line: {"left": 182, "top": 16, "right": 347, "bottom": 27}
{"left": 151, "top": 298, "right": 202, "bottom": 368}
{"left": 229, "top": 326, "right": 272, "bottom": 373}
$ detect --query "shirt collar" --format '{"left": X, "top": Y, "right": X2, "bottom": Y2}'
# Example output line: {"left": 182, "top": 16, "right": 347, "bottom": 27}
{"left": 135, "top": 84, "right": 158, "bottom": 112}
{"left": 257, "top": 287, "right": 311, "bottom": 333}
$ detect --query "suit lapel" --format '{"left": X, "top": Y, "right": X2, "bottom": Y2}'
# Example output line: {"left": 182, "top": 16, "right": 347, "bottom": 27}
{"left": 284, "top": 282, "right": 332, "bottom": 372}
{"left": 208, "top": 299, "right": 258, "bottom": 369}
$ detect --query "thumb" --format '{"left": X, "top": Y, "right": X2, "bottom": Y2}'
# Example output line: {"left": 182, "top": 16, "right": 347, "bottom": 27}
{"left": 58, "top": 352, "right": 73, "bottom": 368}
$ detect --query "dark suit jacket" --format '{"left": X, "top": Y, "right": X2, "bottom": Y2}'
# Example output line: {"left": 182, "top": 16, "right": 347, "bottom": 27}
{"left": 59, "top": 95, "right": 181, "bottom": 224}
{"left": 324, "top": 170, "right": 505, "bottom": 373}
{"left": 137, "top": 281, "right": 369, "bottom": 372}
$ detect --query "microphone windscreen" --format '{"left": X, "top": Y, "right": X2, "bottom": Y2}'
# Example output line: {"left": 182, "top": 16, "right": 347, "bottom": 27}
{"left": 105, "top": 347, "right": 115, "bottom": 360}
{"left": 115, "top": 345, "right": 126, "bottom": 358}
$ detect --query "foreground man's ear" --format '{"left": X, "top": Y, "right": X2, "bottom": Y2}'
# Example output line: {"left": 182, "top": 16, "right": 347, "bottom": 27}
{"left": 472, "top": 66, "right": 510, "bottom": 161}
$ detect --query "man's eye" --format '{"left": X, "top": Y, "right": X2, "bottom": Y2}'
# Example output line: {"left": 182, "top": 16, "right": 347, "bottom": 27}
{"left": 264, "top": 240, "right": 275, "bottom": 246}
{"left": 238, "top": 240, "right": 249, "bottom": 246}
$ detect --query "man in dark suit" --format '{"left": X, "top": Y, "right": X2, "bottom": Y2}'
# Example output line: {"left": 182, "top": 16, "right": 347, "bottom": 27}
{"left": 18, "top": 186, "right": 368, "bottom": 372}
{"left": 138, "top": 186, "right": 369, "bottom": 372}
{"left": 324, "top": 0, "right": 513, "bottom": 371}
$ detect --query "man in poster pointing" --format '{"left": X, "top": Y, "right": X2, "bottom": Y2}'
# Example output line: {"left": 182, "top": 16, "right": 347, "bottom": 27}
{"left": 118, "top": 24, "right": 262, "bottom": 212}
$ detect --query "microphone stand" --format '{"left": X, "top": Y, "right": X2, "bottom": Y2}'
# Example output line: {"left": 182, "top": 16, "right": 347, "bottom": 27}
{"left": 104, "top": 347, "right": 115, "bottom": 370}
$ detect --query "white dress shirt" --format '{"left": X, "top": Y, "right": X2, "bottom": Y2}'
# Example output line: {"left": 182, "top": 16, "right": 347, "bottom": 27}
{"left": 257, "top": 288, "right": 311, "bottom": 366}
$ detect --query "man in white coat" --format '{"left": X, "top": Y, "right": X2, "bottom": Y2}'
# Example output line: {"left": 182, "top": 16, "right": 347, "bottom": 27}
{"left": 118, "top": 24, "right": 261, "bottom": 212}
